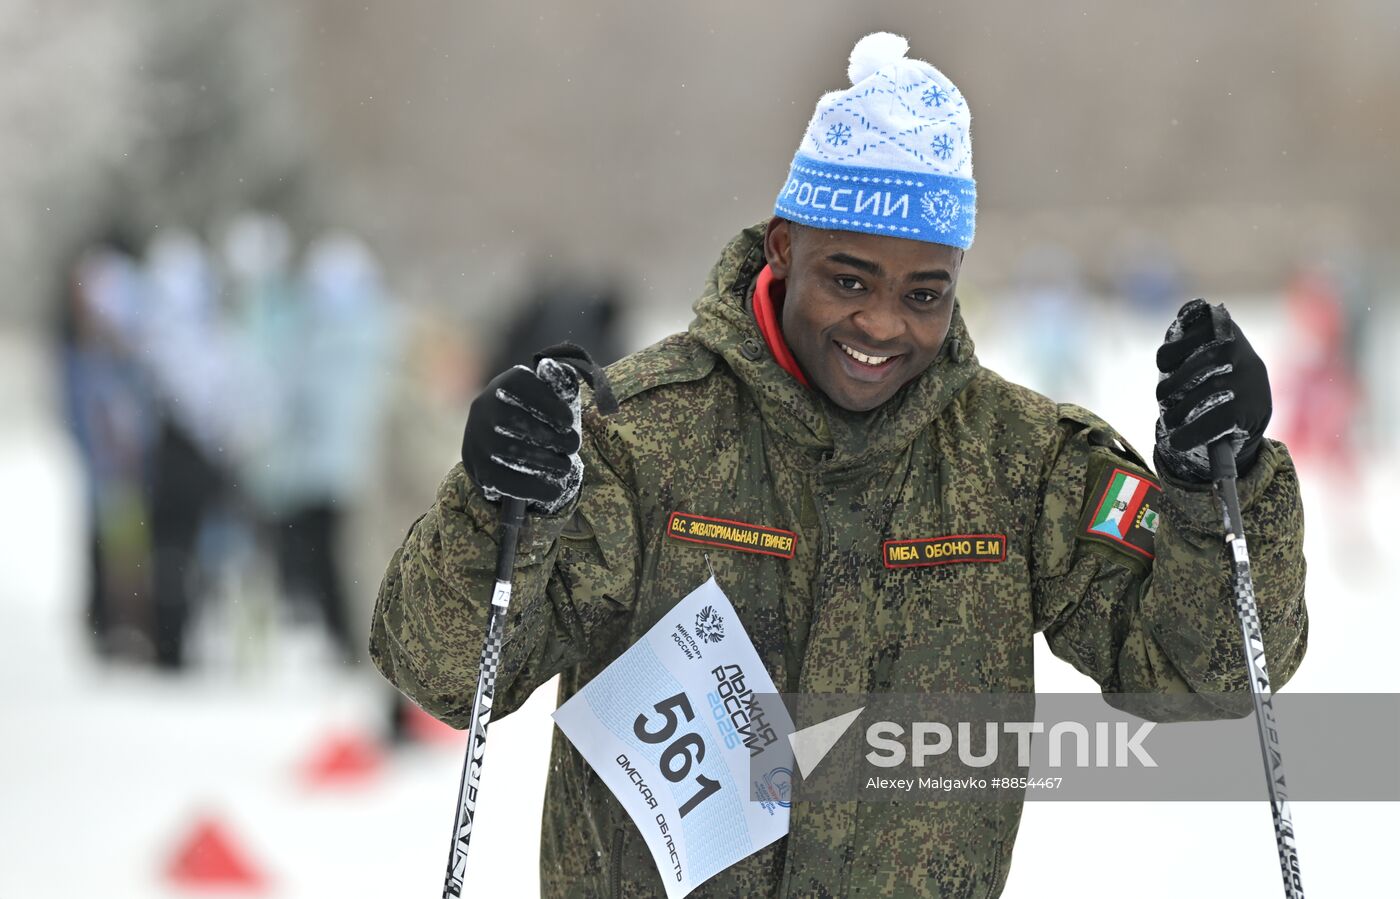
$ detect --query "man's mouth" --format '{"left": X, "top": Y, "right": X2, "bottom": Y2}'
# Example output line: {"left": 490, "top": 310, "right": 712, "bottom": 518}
{"left": 837, "top": 341, "right": 899, "bottom": 368}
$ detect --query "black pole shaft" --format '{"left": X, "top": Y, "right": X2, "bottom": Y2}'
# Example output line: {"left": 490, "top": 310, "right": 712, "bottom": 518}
{"left": 441, "top": 497, "right": 527, "bottom": 898}
{"left": 1209, "top": 440, "right": 1304, "bottom": 899}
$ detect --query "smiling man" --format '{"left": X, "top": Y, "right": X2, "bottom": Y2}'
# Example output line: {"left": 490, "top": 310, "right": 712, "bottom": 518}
{"left": 371, "top": 33, "right": 1307, "bottom": 898}
{"left": 765, "top": 221, "right": 963, "bottom": 412}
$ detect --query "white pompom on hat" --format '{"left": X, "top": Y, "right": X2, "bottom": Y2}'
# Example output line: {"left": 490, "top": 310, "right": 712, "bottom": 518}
{"left": 847, "top": 31, "right": 909, "bottom": 84}
{"left": 774, "top": 32, "right": 977, "bottom": 249}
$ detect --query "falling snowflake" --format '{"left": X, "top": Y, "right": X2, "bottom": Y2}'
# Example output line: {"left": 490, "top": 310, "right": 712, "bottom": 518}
{"left": 930, "top": 134, "right": 954, "bottom": 160}
{"left": 825, "top": 122, "right": 852, "bottom": 146}
{"left": 921, "top": 84, "right": 948, "bottom": 108}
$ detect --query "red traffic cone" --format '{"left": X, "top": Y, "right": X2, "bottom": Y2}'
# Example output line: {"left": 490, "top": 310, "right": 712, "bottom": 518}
{"left": 299, "top": 729, "right": 385, "bottom": 788}
{"left": 164, "top": 815, "right": 267, "bottom": 891}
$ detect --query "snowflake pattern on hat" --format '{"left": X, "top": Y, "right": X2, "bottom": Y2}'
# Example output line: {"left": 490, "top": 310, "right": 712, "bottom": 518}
{"left": 806, "top": 71, "right": 970, "bottom": 171}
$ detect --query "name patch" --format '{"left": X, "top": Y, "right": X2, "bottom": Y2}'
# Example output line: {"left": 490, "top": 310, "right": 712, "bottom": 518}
{"left": 883, "top": 534, "right": 1007, "bottom": 569}
{"left": 1080, "top": 466, "right": 1162, "bottom": 560}
{"left": 667, "top": 512, "right": 797, "bottom": 560}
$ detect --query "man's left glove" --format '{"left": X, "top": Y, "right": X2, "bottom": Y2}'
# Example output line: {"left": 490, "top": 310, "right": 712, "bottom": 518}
{"left": 1154, "top": 298, "right": 1272, "bottom": 482}
{"left": 461, "top": 358, "right": 584, "bottom": 515}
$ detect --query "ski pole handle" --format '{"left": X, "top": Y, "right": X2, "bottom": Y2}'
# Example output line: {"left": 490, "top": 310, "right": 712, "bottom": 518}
{"left": 1208, "top": 439, "right": 1304, "bottom": 899}
{"left": 441, "top": 496, "right": 527, "bottom": 898}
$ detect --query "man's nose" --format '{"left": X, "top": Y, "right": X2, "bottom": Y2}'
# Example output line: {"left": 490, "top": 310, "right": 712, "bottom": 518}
{"left": 851, "top": 294, "right": 906, "bottom": 345}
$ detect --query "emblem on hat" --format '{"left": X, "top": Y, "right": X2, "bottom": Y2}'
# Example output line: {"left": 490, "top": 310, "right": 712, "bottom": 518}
{"left": 920, "top": 189, "right": 961, "bottom": 234}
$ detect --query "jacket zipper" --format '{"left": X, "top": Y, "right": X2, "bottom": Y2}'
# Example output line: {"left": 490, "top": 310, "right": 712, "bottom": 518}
{"left": 819, "top": 452, "right": 951, "bottom": 894}
{"left": 984, "top": 841, "right": 1004, "bottom": 898}
{"left": 938, "top": 454, "right": 950, "bottom": 524}
{"left": 780, "top": 476, "right": 832, "bottom": 898}
{"left": 868, "top": 449, "right": 943, "bottom": 691}
{"left": 610, "top": 826, "right": 626, "bottom": 899}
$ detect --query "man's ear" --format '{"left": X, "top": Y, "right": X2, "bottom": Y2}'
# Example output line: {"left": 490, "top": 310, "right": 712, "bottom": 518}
{"left": 764, "top": 217, "right": 793, "bottom": 280}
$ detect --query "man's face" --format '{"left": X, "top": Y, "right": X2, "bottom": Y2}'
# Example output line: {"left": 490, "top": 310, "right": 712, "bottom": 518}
{"left": 764, "top": 218, "right": 963, "bottom": 412}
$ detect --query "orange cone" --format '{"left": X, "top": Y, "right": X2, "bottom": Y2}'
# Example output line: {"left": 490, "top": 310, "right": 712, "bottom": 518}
{"left": 164, "top": 815, "right": 267, "bottom": 891}
{"left": 299, "top": 730, "right": 386, "bottom": 787}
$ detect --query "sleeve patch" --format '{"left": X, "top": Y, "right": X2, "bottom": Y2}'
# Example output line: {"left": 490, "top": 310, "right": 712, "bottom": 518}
{"left": 1079, "top": 466, "right": 1162, "bottom": 560}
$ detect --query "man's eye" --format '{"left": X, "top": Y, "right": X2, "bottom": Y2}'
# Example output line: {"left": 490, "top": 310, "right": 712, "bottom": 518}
{"left": 909, "top": 290, "right": 943, "bottom": 305}
{"left": 834, "top": 276, "right": 864, "bottom": 291}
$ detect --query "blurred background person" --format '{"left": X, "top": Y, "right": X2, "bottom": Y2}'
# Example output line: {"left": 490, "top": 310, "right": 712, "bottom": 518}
{"left": 140, "top": 229, "right": 236, "bottom": 669}
{"left": 367, "top": 305, "right": 483, "bottom": 742}
{"left": 488, "top": 266, "right": 627, "bottom": 375}
{"left": 54, "top": 236, "right": 156, "bottom": 660}
{"left": 1278, "top": 267, "right": 1361, "bottom": 472}
{"left": 220, "top": 211, "right": 310, "bottom": 658}
{"left": 278, "top": 231, "right": 394, "bottom": 664}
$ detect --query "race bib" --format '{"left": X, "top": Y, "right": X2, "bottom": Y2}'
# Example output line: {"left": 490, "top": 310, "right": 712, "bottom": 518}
{"left": 552, "top": 578, "right": 794, "bottom": 898}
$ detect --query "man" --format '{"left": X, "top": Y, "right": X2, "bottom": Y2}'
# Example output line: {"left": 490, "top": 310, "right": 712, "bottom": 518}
{"left": 371, "top": 33, "right": 1306, "bottom": 898}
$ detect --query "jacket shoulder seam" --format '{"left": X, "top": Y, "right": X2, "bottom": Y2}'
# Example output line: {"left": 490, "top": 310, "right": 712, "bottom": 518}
{"left": 601, "top": 333, "right": 718, "bottom": 404}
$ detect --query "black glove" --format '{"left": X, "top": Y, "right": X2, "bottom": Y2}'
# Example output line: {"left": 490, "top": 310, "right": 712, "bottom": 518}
{"left": 1154, "top": 298, "right": 1272, "bottom": 482}
{"left": 462, "top": 358, "right": 583, "bottom": 514}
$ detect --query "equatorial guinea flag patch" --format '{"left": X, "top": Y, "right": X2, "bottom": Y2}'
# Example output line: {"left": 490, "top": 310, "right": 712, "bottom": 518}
{"left": 1080, "top": 467, "right": 1162, "bottom": 559}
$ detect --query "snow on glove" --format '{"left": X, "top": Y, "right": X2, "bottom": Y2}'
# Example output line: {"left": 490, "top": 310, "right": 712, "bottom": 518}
{"left": 461, "top": 357, "right": 583, "bottom": 514}
{"left": 1154, "top": 298, "right": 1272, "bottom": 483}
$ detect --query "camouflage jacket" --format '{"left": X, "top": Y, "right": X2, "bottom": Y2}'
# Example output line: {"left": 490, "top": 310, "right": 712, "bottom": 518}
{"left": 370, "top": 223, "right": 1308, "bottom": 899}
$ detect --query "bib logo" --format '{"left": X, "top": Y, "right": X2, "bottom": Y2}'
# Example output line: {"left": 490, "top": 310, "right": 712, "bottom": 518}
{"left": 920, "top": 189, "right": 960, "bottom": 235}
{"left": 695, "top": 605, "right": 725, "bottom": 644}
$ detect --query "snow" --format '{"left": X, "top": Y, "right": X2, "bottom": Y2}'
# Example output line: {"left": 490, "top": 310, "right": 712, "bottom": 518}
{"left": 0, "top": 299, "right": 1394, "bottom": 897}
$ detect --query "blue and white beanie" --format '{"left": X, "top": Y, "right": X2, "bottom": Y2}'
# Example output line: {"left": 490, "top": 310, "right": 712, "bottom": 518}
{"left": 774, "top": 32, "right": 976, "bottom": 249}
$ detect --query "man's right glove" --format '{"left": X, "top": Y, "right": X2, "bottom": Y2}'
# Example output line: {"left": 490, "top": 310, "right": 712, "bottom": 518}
{"left": 1154, "top": 298, "right": 1273, "bottom": 483}
{"left": 461, "top": 358, "right": 583, "bottom": 514}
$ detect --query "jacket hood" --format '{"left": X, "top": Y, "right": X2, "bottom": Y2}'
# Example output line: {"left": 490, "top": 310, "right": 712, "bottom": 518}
{"left": 688, "top": 221, "right": 981, "bottom": 475}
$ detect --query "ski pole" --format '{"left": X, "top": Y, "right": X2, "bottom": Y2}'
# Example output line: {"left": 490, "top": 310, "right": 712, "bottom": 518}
{"left": 442, "top": 495, "right": 526, "bottom": 899}
{"left": 439, "top": 343, "right": 617, "bottom": 897}
{"left": 1208, "top": 438, "right": 1304, "bottom": 899}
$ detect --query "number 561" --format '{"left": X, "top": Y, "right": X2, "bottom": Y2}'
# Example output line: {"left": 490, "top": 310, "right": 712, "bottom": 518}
{"left": 634, "top": 692, "right": 722, "bottom": 817}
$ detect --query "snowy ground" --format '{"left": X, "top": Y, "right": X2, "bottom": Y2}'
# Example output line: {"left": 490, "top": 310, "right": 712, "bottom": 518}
{"left": 1, "top": 299, "right": 1395, "bottom": 898}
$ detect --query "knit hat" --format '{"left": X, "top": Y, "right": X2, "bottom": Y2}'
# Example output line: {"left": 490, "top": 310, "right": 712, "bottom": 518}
{"left": 774, "top": 32, "right": 976, "bottom": 249}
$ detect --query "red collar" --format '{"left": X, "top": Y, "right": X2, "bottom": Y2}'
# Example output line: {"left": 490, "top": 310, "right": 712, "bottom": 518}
{"left": 752, "top": 264, "right": 810, "bottom": 388}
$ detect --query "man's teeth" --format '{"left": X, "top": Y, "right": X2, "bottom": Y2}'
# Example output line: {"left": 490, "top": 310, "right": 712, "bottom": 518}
{"left": 840, "top": 342, "right": 894, "bottom": 365}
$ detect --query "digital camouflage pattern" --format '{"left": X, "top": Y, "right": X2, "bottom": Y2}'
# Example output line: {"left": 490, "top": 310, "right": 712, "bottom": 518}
{"left": 370, "top": 222, "right": 1308, "bottom": 898}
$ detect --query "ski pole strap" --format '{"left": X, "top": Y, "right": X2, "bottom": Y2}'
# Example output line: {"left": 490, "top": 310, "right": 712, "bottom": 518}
{"left": 531, "top": 341, "right": 620, "bottom": 415}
